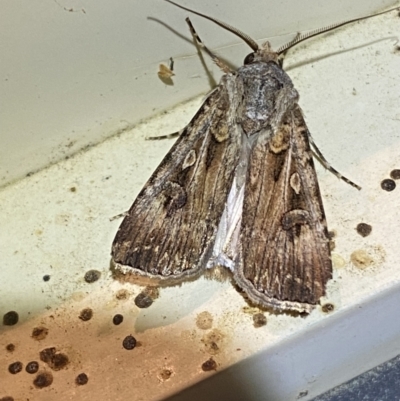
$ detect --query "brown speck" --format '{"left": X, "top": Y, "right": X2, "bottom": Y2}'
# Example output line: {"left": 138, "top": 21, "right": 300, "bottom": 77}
{"left": 6, "top": 343, "right": 15, "bottom": 352}
{"left": 158, "top": 368, "right": 173, "bottom": 382}
{"left": 8, "top": 361, "right": 23, "bottom": 374}
{"left": 390, "top": 169, "right": 400, "bottom": 180}
{"left": 32, "top": 326, "right": 49, "bottom": 340}
{"left": 84, "top": 269, "right": 101, "bottom": 283}
{"left": 350, "top": 250, "right": 374, "bottom": 269}
{"left": 253, "top": 313, "right": 267, "bottom": 328}
{"left": 201, "top": 358, "right": 217, "bottom": 372}
{"left": 134, "top": 293, "right": 153, "bottom": 308}
{"left": 115, "top": 289, "right": 130, "bottom": 300}
{"left": 33, "top": 371, "right": 53, "bottom": 388}
{"left": 356, "top": 223, "right": 372, "bottom": 237}
{"left": 381, "top": 178, "right": 396, "bottom": 192}
{"left": 122, "top": 335, "right": 137, "bottom": 350}
{"left": 327, "top": 230, "right": 336, "bottom": 240}
{"left": 79, "top": 308, "right": 93, "bottom": 321}
{"left": 75, "top": 373, "right": 89, "bottom": 385}
{"left": 113, "top": 314, "right": 124, "bottom": 325}
{"left": 196, "top": 311, "right": 213, "bottom": 330}
{"left": 40, "top": 347, "right": 69, "bottom": 371}
{"left": 3, "top": 311, "right": 19, "bottom": 326}
{"left": 26, "top": 361, "right": 39, "bottom": 374}
{"left": 134, "top": 286, "right": 159, "bottom": 308}
{"left": 202, "top": 329, "right": 225, "bottom": 355}
{"left": 298, "top": 390, "right": 309, "bottom": 398}
{"left": 42, "top": 274, "right": 50, "bottom": 282}
{"left": 0, "top": 397, "right": 14, "bottom": 401}
{"left": 321, "top": 303, "right": 335, "bottom": 313}
{"left": 69, "top": 186, "right": 77, "bottom": 192}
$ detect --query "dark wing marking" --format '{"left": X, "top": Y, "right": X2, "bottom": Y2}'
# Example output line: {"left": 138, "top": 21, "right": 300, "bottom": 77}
{"left": 112, "top": 84, "right": 241, "bottom": 280}
{"left": 234, "top": 107, "right": 332, "bottom": 312}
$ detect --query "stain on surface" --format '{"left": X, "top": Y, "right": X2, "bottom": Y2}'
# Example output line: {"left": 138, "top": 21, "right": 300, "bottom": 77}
{"left": 253, "top": 313, "right": 267, "bottom": 328}
{"left": 201, "top": 358, "right": 217, "bottom": 372}
{"left": 39, "top": 347, "right": 69, "bottom": 371}
{"left": 33, "top": 371, "right": 53, "bottom": 388}
{"left": 196, "top": 311, "right": 213, "bottom": 330}
{"left": 32, "top": 326, "right": 48, "bottom": 341}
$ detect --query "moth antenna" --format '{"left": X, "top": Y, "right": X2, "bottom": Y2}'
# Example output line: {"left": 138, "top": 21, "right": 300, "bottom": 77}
{"left": 277, "top": 6, "right": 400, "bottom": 54}
{"left": 164, "top": 0, "right": 259, "bottom": 51}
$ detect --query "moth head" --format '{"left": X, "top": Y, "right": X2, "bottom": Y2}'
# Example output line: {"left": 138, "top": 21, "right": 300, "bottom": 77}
{"left": 244, "top": 41, "right": 279, "bottom": 65}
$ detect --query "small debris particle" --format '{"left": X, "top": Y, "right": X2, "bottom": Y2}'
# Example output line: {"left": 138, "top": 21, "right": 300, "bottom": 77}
{"left": 5, "top": 343, "right": 15, "bottom": 352}
{"left": 113, "top": 314, "right": 124, "bottom": 325}
{"left": 158, "top": 368, "right": 173, "bottom": 382}
{"left": 75, "top": 373, "right": 89, "bottom": 385}
{"left": 196, "top": 311, "right": 213, "bottom": 330}
{"left": 356, "top": 223, "right": 372, "bottom": 237}
{"left": 33, "top": 371, "right": 53, "bottom": 388}
{"left": 134, "top": 286, "right": 159, "bottom": 308}
{"left": 321, "top": 303, "right": 335, "bottom": 313}
{"left": 32, "top": 326, "right": 49, "bottom": 340}
{"left": 3, "top": 311, "right": 19, "bottom": 326}
{"left": 201, "top": 329, "right": 225, "bottom": 355}
{"left": 253, "top": 313, "right": 267, "bottom": 328}
{"left": 201, "top": 358, "right": 217, "bottom": 372}
{"left": 70, "top": 186, "right": 77, "bottom": 192}
{"left": 40, "top": 347, "right": 69, "bottom": 371}
{"left": 327, "top": 230, "right": 336, "bottom": 240}
{"left": 122, "top": 335, "right": 137, "bottom": 350}
{"left": 134, "top": 292, "right": 153, "bottom": 308}
{"left": 79, "top": 308, "right": 93, "bottom": 321}
{"left": 26, "top": 361, "right": 39, "bottom": 374}
{"left": 381, "top": 178, "right": 396, "bottom": 192}
{"left": 0, "top": 397, "right": 14, "bottom": 401}
{"left": 84, "top": 269, "right": 101, "bottom": 283}
{"left": 390, "top": 169, "right": 400, "bottom": 180}
{"left": 42, "top": 274, "right": 51, "bottom": 282}
{"left": 298, "top": 390, "right": 309, "bottom": 399}
{"left": 115, "top": 289, "right": 130, "bottom": 300}
{"left": 8, "top": 362, "right": 23, "bottom": 374}
{"left": 350, "top": 250, "right": 374, "bottom": 270}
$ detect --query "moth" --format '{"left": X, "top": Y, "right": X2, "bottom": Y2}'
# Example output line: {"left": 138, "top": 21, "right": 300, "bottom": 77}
{"left": 112, "top": 1, "right": 397, "bottom": 313}
{"left": 158, "top": 57, "right": 175, "bottom": 79}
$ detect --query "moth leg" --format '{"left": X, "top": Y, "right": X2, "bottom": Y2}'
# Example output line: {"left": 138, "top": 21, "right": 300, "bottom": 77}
{"left": 308, "top": 131, "right": 361, "bottom": 190}
{"left": 185, "top": 17, "right": 233, "bottom": 74}
{"left": 146, "top": 130, "right": 181, "bottom": 141}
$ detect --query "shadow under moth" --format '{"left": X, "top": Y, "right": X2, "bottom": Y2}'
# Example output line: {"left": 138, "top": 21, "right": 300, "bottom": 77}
{"left": 112, "top": 1, "right": 398, "bottom": 313}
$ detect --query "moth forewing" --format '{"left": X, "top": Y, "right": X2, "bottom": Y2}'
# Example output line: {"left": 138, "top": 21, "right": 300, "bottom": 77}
{"left": 234, "top": 107, "right": 332, "bottom": 313}
{"left": 112, "top": 85, "right": 243, "bottom": 281}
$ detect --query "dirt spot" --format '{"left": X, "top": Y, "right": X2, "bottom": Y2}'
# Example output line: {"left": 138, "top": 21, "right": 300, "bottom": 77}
{"left": 196, "top": 311, "right": 213, "bottom": 330}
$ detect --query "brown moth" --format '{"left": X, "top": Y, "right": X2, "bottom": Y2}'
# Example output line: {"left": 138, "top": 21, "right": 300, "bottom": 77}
{"left": 112, "top": 1, "right": 397, "bottom": 313}
{"left": 158, "top": 57, "right": 175, "bottom": 82}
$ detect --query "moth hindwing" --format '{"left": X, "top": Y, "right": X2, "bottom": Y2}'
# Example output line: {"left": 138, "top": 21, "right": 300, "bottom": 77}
{"left": 112, "top": 2, "right": 395, "bottom": 313}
